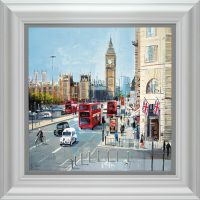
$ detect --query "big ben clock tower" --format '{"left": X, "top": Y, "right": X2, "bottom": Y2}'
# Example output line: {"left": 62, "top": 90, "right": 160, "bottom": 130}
{"left": 105, "top": 37, "right": 116, "bottom": 99}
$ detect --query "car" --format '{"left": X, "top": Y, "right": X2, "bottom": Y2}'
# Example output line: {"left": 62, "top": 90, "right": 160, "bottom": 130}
{"left": 38, "top": 111, "right": 52, "bottom": 119}
{"left": 54, "top": 122, "right": 70, "bottom": 136}
{"left": 60, "top": 127, "right": 77, "bottom": 146}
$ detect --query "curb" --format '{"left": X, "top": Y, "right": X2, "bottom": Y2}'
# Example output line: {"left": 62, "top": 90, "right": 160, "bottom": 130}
{"left": 97, "top": 144, "right": 151, "bottom": 151}
{"left": 29, "top": 115, "right": 76, "bottom": 131}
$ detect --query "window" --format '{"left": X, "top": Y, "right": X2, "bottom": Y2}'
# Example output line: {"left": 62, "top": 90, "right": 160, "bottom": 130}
{"left": 146, "top": 78, "right": 159, "bottom": 94}
{"left": 165, "top": 34, "right": 172, "bottom": 62}
{"left": 80, "top": 112, "right": 90, "bottom": 117}
{"left": 146, "top": 27, "right": 156, "bottom": 37}
{"left": 145, "top": 45, "right": 158, "bottom": 62}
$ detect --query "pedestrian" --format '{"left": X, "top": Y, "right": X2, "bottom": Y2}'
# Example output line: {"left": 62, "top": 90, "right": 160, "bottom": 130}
{"left": 132, "top": 121, "right": 135, "bottom": 129}
{"left": 127, "top": 118, "right": 130, "bottom": 126}
{"left": 140, "top": 134, "right": 144, "bottom": 148}
{"left": 163, "top": 140, "right": 166, "bottom": 153}
{"left": 140, "top": 134, "right": 144, "bottom": 143}
{"left": 166, "top": 142, "right": 171, "bottom": 158}
{"left": 37, "top": 128, "right": 44, "bottom": 142}
{"left": 114, "top": 131, "right": 118, "bottom": 142}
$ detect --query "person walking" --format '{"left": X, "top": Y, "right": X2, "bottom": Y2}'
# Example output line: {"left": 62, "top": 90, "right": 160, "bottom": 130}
{"left": 166, "top": 142, "right": 171, "bottom": 158}
{"left": 114, "top": 131, "right": 118, "bottom": 142}
{"left": 140, "top": 134, "right": 144, "bottom": 148}
{"left": 37, "top": 128, "right": 44, "bottom": 142}
{"left": 163, "top": 140, "right": 166, "bottom": 153}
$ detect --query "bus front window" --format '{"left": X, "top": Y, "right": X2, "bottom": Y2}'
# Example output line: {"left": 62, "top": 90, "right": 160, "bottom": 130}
{"left": 80, "top": 118, "right": 90, "bottom": 125}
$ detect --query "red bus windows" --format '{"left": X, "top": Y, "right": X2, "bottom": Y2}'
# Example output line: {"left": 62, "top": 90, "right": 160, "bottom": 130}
{"left": 80, "top": 112, "right": 90, "bottom": 117}
{"left": 79, "top": 103, "right": 102, "bottom": 129}
{"left": 65, "top": 100, "right": 77, "bottom": 114}
{"left": 80, "top": 118, "right": 90, "bottom": 125}
{"left": 91, "top": 105, "right": 97, "bottom": 110}
{"left": 79, "top": 105, "right": 88, "bottom": 110}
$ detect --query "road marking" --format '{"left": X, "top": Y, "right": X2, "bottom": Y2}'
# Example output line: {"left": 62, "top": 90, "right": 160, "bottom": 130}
{"left": 59, "top": 158, "right": 70, "bottom": 167}
{"left": 38, "top": 156, "right": 49, "bottom": 163}
{"left": 29, "top": 139, "right": 50, "bottom": 151}
{"left": 52, "top": 146, "right": 62, "bottom": 154}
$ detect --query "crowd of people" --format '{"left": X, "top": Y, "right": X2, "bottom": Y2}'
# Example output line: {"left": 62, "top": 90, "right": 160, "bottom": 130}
{"left": 104, "top": 114, "right": 171, "bottom": 158}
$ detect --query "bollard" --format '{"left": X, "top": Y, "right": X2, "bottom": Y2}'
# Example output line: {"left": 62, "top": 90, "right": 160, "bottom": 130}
{"left": 102, "top": 130, "right": 104, "bottom": 142}
{"left": 119, "top": 138, "right": 120, "bottom": 147}
{"left": 71, "top": 159, "right": 74, "bottom": 169}
{"left": 151, "top": 139, "right": 154, "bottom": 171}
{"left": 88, "top": 151, "right": 91, "bottom": 163}
{"left": 151, "top": 155, "right": 153, "bottom": 171}
{"left": 32, "top": 116, "right": 33, "bottom": 130}
{"left": 97, "top": 150, "right": 100, "bottom": 162}
{"left": 162, "top": 152, "right": 165, "bottom": 171}
{"left": 81, "top": 153, "right": 83, "bottom": 165}
{"left": 74, "top": 156, "right": 77, "bottom": 166}
{"left": 105, "top": 136, "right": 107, "bottom": 145}
{"left": 117, "top": 151, "right": 118, "bottom": 162}
{"left": 108, "top": 150, "right": 109, "bottom": 162}
{"left": 127, "top": 151, "right": 130, "bottom": 162}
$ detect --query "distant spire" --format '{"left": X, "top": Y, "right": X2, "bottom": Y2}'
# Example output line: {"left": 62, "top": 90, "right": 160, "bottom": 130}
{"left": 109, "top": 36, "right": 113, "bottom": 48}
{"left": 106, "top": 36, "right": 115, "bottom": 54}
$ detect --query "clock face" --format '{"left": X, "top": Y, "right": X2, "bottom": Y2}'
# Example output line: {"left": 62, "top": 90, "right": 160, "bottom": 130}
{"left": 108, "top": 59, "right": 112, "bottom": 64}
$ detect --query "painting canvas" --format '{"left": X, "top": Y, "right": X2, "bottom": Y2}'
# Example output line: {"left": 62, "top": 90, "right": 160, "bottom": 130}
{"left": 27, "top": 26, "right": 174, "bottom": 173}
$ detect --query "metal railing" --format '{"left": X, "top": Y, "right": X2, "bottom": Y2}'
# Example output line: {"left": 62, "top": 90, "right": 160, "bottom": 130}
{"left": 105, "top": 137, "right": 134, "bottom": 148}
{"left": 62, "top": 148, "right": 170, "bottom": 172}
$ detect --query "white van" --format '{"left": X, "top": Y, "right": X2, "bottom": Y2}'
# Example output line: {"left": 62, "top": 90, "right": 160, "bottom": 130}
{"left": 60, "top": 127, "right": 77, "bottom": 146}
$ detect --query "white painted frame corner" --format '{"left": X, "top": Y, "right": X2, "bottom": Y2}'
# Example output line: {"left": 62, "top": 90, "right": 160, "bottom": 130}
{"left": 0, "top": 0, "right": 200, "bottom": 199}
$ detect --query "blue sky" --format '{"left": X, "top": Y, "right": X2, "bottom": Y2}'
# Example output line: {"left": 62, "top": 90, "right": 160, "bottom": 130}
{"left": 28, "top": 27, "right": 135, "bottom": 84}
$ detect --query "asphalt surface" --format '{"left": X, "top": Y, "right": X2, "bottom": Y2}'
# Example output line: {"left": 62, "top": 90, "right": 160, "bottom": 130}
{"left": 28, "top": 115, "right": 171, "bottom": 172}
{"left": 29, "top": 116, "right": 102, "bottom": 171}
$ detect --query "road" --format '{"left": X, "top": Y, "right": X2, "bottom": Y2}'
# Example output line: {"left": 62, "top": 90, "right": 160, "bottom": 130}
{"left": 29, "top": 116, "right": 102, "bottom": 171}
{"left": 28, "top": 115, "right": 171, "bottom": 172}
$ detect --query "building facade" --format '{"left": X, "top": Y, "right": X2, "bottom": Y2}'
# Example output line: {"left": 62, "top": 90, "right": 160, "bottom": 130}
{"left": 138, "top": 27, "right": 172, "bottom": 142}
{"left": 58, "top": 74, "right": 73, "bottom": 101}
{"left": 79, "top": 74, "right": 91, "bottom": 101}
{"left": 105, "top": 38, "right": 116, "bottom": 99}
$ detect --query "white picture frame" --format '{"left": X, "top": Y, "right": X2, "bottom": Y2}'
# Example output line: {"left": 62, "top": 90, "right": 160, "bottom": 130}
{"left": 0, "top": 0, "right": 199, "bottom": 199}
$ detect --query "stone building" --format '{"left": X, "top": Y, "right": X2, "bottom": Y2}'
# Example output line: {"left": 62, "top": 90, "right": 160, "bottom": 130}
{"left": 105, "top": 37, "right": 116, "bottom": 99}
{"left": 71, "top": 82, "right": 79, "bottom": 101}
{"left": 79, "top": 74, "right": 91, "bottom": 101}
{"left": 58, "top": 74, "right": 73, "bottom": 101}
{"left": 137, "top": 27, "right": 172, "bottom": 141}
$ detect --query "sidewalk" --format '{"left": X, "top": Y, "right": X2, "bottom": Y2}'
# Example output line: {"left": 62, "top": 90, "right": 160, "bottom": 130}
{"left": 100, "top": 126, "right": 163, "bottom": 151}
{"left": 29, "top": 114, "right": 77, "bottom": 130}
{"left": 71, "top": 159, "right": 171, "bottom": 172}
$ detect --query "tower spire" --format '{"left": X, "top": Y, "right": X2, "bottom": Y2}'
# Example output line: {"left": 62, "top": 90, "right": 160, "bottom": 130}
{"left": 109, "top": 36, "right": 113, "bottom": 48}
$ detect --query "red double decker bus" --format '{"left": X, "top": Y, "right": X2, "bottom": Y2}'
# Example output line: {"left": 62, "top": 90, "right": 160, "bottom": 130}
{"left": 79, "top": 103, "right": 101, "bottom": 129}
{"left": 107, "top": 100, "right": 117, "bottom": 117}
{"left": 65, "top": 100, "right": 78, "bottom": 114}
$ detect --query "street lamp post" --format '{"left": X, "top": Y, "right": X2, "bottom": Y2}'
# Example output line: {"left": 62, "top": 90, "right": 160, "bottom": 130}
{"left": 50, "top": 55, "right": 56, "bottom": 122}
